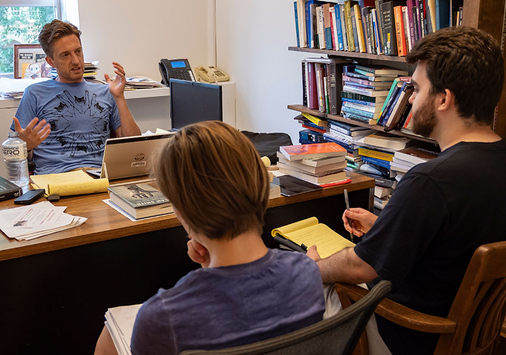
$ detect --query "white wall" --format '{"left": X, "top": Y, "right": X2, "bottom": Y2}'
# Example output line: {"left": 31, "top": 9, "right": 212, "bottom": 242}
{"left": 216, "top": 0, "right": 308, "bottom": 143}
{"left": 77, "top": 0, "right": 209, "bottom": 82}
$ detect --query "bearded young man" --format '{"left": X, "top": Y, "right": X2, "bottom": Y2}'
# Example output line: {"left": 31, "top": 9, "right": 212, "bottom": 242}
{"left": 307, "top": 26, "right": 506, "bottom": 355}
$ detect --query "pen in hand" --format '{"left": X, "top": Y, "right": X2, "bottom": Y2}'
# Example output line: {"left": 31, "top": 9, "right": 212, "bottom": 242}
{"left": 344, "top": 189, "right": 354, "bottom": 243}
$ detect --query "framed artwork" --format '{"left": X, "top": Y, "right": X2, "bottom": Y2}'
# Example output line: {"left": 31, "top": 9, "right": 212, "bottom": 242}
{"left": 13, "top": 44, "right": 52, "bottom": 79}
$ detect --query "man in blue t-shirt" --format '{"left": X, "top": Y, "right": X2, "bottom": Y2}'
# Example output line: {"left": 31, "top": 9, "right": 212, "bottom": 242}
{"left": 11, "top": 20, "right": 140, "bottom": 174}
{"left": 307, "top": 27, "right": 506, "bottom": 355}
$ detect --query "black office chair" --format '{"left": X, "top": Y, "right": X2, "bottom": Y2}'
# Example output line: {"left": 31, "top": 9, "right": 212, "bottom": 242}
{"left": 180, "top": 280, "right": 392, "bottom": 355}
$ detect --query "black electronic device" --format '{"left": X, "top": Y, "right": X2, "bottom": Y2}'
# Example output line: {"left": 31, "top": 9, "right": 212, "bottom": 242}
{"left": 14, "top": 189, "right": 45, "bottom": 205}
{"left": 159, "top": 58, "right": 195, "bottom": 85}
{"left": 169, "top": 78, "right": 223, "bottom": 130}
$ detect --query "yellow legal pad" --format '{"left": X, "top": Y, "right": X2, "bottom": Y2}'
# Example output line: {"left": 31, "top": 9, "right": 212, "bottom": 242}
{"left": 271, "top": 217, "right": 355, "bottom": 258}
{"left": 30, "top": 170, "right": 109, "bottom": 196}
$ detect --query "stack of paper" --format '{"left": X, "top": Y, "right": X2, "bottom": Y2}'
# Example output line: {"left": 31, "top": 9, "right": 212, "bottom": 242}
{"left": 105, "top": 304, "right": 142, "bottom": 355}
{"left": 126, "top": 76, "right": 163, "bottom": 89}
{"left": 0, "top": 77, "right": 50, "bottom": 99}
{"left": 0, "top": 201, "right": 87, "bottom": 241}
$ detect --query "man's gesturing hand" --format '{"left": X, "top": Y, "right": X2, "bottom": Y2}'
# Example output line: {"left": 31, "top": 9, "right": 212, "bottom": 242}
{"left": 13, "top": 117, "right": 51, "bottom": 150}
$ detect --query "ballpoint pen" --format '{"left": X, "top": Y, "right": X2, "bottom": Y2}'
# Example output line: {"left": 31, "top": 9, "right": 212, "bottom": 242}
{"left": 344, "top": 189, "right": 354, "bottom": 243}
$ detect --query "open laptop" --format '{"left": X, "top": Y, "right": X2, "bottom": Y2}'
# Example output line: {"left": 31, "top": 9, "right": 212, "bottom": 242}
{"left": 88, "top": 133, "right": 174, "bottom": 180}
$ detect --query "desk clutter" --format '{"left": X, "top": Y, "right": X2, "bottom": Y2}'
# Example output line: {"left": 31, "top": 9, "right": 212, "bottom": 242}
{"left": 0, "top": 201, "right": 87, "bottom": 241}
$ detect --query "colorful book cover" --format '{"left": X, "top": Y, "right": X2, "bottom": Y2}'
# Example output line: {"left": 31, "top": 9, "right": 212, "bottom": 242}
{"left": 280, "top": 142, "right": 347, "bottom": 161}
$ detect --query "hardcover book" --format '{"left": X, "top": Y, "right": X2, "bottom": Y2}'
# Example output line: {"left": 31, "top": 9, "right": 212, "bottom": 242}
{"left": 0, "top": 176, "right": 22, "bottom": 201}
{"left": 278, "top": 165, "right": 347, "bottom": 185}
{"left": 108, "top": 182, "right": 173, "bottom": 219}
{"left": 363, "top": 132, "right": 410, "bottom": 150}
{"left": 280, "top": 142, "right": 347, "bottom": 161}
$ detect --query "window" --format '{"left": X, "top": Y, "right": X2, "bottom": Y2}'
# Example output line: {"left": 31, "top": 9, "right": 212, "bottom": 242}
{"left": 0, "top": 1, "right": 61, "bottom": 77}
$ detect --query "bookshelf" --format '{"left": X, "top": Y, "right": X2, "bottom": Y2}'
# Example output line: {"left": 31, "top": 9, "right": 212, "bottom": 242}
{"left": 288, "top": 0, "right": 506, "bottom": 140}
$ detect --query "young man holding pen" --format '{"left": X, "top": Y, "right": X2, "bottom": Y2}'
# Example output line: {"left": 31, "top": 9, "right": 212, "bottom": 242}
{"left": 307, "top": 26, "right": 506, "bottom": 355}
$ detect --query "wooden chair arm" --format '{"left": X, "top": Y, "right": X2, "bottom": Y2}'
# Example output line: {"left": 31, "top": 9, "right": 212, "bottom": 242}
{"left": 335, "top": 282, "right": 457, "bottom": 334}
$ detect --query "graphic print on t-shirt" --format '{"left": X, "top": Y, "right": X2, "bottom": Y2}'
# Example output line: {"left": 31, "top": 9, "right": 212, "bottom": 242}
{"left": 41, "top": 90, "right": 111, "bottom": 157}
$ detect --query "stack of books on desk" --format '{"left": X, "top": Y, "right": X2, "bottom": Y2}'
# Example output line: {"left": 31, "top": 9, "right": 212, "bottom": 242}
{"left": 277, "top": 142, "right": 348, "bottom": 185}
{"left": 108, "top": 181, "right": 174, "bottom": 220}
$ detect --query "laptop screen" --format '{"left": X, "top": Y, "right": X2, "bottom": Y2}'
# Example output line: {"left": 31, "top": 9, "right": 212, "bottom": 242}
{"left": 169, "top": 79, "right": 223, "bottom": 130}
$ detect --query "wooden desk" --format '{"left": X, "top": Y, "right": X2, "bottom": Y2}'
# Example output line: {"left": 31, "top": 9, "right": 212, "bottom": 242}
{"left": 0, "top": 173, "right": 373, "bottom": 355}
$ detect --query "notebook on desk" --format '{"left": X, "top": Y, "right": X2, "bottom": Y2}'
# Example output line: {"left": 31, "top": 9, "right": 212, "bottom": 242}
{"left": 87, "top": 133, "right": 174, "bottom": 180}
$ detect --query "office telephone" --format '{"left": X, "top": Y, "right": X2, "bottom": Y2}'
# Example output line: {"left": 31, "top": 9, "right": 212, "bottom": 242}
{"left": 195, "top": 65, "right": 230, "bottom": 83}
{"left": 159, "top": 58, "right": 195, "bottom": 85}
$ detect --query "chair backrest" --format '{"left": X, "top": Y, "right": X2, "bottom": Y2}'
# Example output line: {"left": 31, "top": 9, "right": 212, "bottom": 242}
{"left": 180, "top": 280, "right": 392, "bottom": 355}
{"left": 436, "top": 241, "right": 506, "bottom": 355}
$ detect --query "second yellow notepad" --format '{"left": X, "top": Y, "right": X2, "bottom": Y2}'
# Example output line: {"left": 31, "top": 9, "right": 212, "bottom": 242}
{"left": 271, "top": 217, "right": 355, "bottom": 258}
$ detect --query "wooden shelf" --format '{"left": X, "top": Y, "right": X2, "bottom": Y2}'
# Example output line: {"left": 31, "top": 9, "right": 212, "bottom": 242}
{"left": 287, "top": 104, "right": 436, "bottom": 144}
{"left": 288, "top": 46, "right": 408, "bottom": 63}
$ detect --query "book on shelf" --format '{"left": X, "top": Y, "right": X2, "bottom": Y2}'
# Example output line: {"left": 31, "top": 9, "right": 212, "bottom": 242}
{"left": 280, "top": 142, "right": 347, "bottom": 161}
{"left": 361, "top": 155, "right": 391, "bottom": 170}
{"left": 363, "top": 131, "right": 410, "bottom": 150}
{"left": 374, "top": 195, "right": 390, "bottom": 210}
{"left": 303, "top": 57, "right": 349, "bottom": 114}
{"left": 0, "top": 176, "right": 23, "bottom": 201}
{"left": 380, "top": 0, "right": 398, "bottom": 55}
{"left": 342, "top": 75, "right": 394, "bottom": 89}
{"left": 390, "top": 159, "right": 412, "bottom": 173}
{"left": 328, "top": 120, "right": 375, "bottom": 136}
{"left": 294, "top": 1, "right": 301, "bottom": 47}
{"left": 344, "top": 0, "right": 357, "bottom": 52}
{"left": 371, "top": 7, "right": 383, "bottom": 54}
{"left": 353, "top": 4, "right": 367, "bottom": 52}
{"left": 374, "top": 185, "right": 393, "bottom": 199}
{"left": 360, "top": 160, "right": 392, "bottom": 178}
{"left": 272, "top": 217, "right": 354, "bottom": 258}
{"left": 108, "top": 182, "right": 174, "bottom": 220}
{"left": 299, "top": 129, "right": 325, "bottom": 143}
{"left": 354, "top": 65, "right": 409, "bottom": 77}
{"left": 394, "top": 142, "right": 440, "bottom": 165}
{"left": 323, "top": 3, "right": 334, "bottom": 49}
{"left": 277, "top": 151, "right": 347, "bottom": 175}
{"left": 301, "top": 112, "right": 328, "bottom": 128}
{"left": 302, "top": 123, "right": 327, "bottom": 134}
{"left": 342, "top": 84, "right": 390, "bottom": 97}
{"left": 302, "top": 61, "right": 318, "bottom": 109}
{"left": 406, "top": 0, "right": 417, "bottom": 49}
{"left": 377, "top": 76, "right": 411, "bottom": 124}
{"left": 358, "top": 145, "right": 395, "bottom": 161}
{"left": 342, "top": 91, "right": 386, "bottom": 103}
{"left": 394, "top": 5, "right": 408, "bottom": 56}
{"left": 383, "top": 83, "right": 414, "bottom": 131}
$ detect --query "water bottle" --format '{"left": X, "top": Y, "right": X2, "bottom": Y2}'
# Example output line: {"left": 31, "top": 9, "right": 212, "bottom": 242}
{"left": 2, "top": 131, "right": 30, "bottom": 187}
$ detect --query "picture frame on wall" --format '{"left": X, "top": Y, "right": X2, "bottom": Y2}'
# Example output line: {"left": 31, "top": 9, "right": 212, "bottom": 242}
{"left": 13, "top": 44, "right": 52, "bottom": 79}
